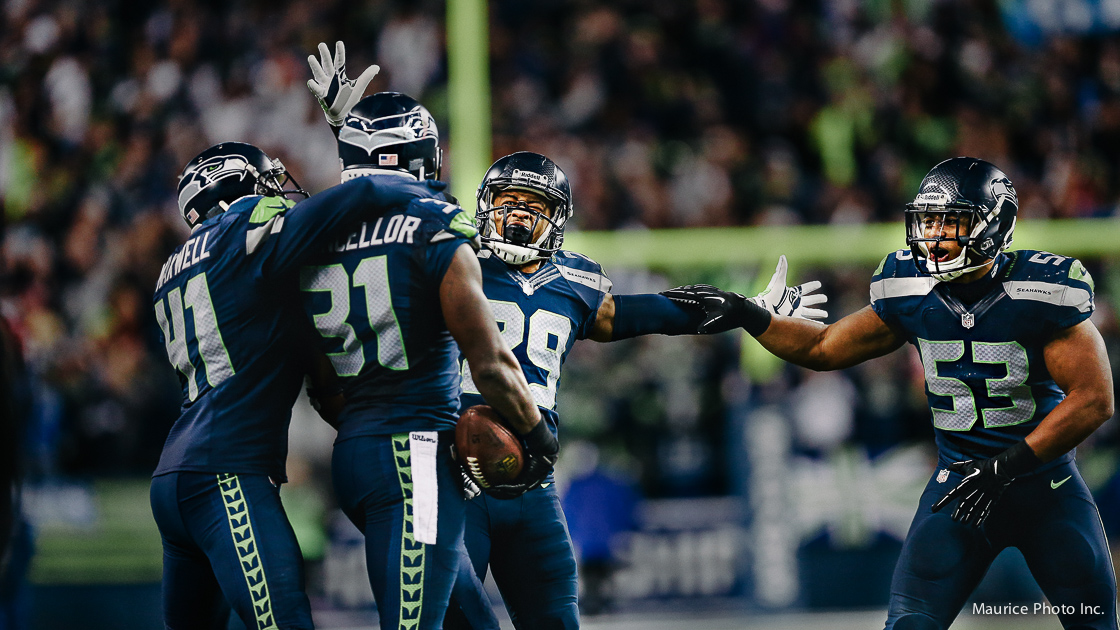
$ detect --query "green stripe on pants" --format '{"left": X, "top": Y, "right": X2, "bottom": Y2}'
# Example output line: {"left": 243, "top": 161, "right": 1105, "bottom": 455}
{"left": 217, "top": 473, "right": 277, "bottom": 630}
{"left": 393, "top": 434, "right": 426, "bottom": 630}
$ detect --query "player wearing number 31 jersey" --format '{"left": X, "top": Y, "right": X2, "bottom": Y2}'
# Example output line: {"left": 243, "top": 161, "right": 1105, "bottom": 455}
{"left": 300, "top": 91, "right": 547, "bottom": 630}
{"left": 665, "top": 157, "right": 1117, "bottom": 630}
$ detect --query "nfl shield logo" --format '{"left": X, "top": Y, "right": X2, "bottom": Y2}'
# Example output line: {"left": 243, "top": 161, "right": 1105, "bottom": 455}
{"left": 937, "top": 469, "right": 950, "bottom": 483}
{"left": 961, "top": 313, "right": 975, "bottom": 329}
{"left": 379, "top": 154, "right": 399, "bottom": 166}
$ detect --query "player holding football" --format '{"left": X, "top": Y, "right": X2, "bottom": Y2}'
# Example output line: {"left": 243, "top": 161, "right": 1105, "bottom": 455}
{"left": 151, "top": 138, "right": 442, "bottom": 629}
{"left": 303, "top": 42, "right": 823, "bottom": 630}
{"left": 301, "top": 44, "right": 552, "bottom": 630}
{"left": 665, "top": 157, "right": 1117, "bottom": 630}
{"left": 437, "top": 149, "right": 828, "bottom": 630}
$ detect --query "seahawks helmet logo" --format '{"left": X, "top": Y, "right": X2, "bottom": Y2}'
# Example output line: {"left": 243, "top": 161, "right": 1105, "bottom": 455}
{"left": 177, "top": 154, "right": 257, "bottom": 213}
{"left": 340, "top": 106, "right": 438, "bottom": 155}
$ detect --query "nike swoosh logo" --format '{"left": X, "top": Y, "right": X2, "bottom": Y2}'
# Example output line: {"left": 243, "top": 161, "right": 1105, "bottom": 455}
{"left": 1051, "top": 475, "right": 1072, "bottom": 490}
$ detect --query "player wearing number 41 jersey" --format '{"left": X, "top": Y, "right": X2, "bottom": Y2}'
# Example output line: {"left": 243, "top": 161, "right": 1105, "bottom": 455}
{"left": 150, "top": 140, "right": 439, "bottom": 630}
{"left": 666, "top": 157, "right": 1117, "bottom": 630}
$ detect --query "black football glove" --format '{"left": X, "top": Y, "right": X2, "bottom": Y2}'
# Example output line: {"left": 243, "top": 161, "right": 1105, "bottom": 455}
{"left": 484, "top": 419, "right": 559, "bottom": 500}
{"left": 931, "top": 441, "right": 1043, "bottom": 527}
{"left": 659, "top": 284, "right": 761, "bottom": 334}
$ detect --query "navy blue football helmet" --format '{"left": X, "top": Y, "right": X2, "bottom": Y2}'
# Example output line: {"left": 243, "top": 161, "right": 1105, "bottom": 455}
{"left": 336, "top": 92, "right": 441, "bottom": 181}
{"left": 476, "top": 152, "right": 573, "bottom": 266}
{"left": 177, "top": 142, "right": 306, "bottom": 229}
{"left": 905, "top": 157, "right": 1018, "bottom": 281}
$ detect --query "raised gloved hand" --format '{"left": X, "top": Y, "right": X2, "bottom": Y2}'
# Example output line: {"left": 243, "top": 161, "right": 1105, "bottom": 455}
{"left": 484, "top": 419, "right": 559, "bottom": 500}
{"left": 307, "top": 41, "right": 380, "bottom": 126}
{"left": 749, "top": 255, "right": 828, "bottom": 321}
{"left": 931, "top": 441, "right": 1043, "bottom": 527}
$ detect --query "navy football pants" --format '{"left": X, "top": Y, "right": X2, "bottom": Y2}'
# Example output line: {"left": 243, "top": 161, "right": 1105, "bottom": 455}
{"left": 150, "top": 471, "right": 313, "bottom": 630}
{"left": 886, "top": 460, "right": 1118, "bottom": 630}
{"left": 332, "top": 431, "right": 475, "bottom": 630}
{"left": 445, "top": 483, "right": 580, "bottom": 630}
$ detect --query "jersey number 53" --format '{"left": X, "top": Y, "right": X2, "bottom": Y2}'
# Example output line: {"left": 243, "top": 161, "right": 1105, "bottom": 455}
{"left": 917, "top": 338, "right": 1036, "bottom": 431}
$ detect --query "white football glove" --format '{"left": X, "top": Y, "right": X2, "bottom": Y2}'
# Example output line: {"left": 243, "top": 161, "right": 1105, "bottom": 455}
{"left": 306, "top": 41, "right": 380, "bottom": 126}
{"left": 748, "top": 255, "right": 828, "bottom": 321}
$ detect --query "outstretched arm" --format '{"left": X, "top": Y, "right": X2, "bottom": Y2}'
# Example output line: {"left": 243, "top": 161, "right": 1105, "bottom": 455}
{"left": 756, "top": 306, "right": 905, "bottom": 371}
{"left": 1028, "top": 319, "right": 1114, "bottom": 461}
{"left": 662, "top": 275, "right": 901, "bottom": 371}
{"left": 260, "top": 176, "right": 439, "bottom": 277}
{"left": 586, "top": 293, "right": 701, "bottom": 342}
{"left": 590, "top": 255, "right": 829, "bottom": 343}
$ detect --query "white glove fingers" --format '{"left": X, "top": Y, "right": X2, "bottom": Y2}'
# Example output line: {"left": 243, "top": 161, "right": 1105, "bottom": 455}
{"left": 351, "top": 64, "right": 381, "bottom": 94}
{"left": 318, "top": 42, "right": 333, "bottom": 70}
{"left": 768, "top": 255, "right": 788, "bottom": 293}
{"left": 800, "top": 293, "right": 827, "bottom": 307}
{"left": 334, "top": 40, "right": 346, "bottom": 70}
{"left": 799, "top": 280, "right": 822, "bottom": 294}
{"left": 306, "top": 79, "right": 326, "bottom": 99}
{"left": 798, "top": 307, "right": 828, "bottom": 320}
{"left": 308, "top": 55, "right": 328, "bottom": 84}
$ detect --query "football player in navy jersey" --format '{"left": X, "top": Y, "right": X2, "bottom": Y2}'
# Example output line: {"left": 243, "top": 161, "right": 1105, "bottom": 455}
{"left": 436, "top": 150, "right": 828, "bottom": 630}
{"left": 301, "top": 42, "right": 824, "bottom": 630}
{"left": 150, "top": 138, "right": 445, "bottom": 629}
{"left": 299, "top": 80, "right": 552, "bottom": 629}
{"left": 665, "top": 157, "right": 1117, "bottom": 630}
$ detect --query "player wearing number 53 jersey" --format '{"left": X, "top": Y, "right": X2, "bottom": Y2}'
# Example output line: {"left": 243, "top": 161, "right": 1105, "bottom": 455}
{"left": 150, "top": 141, "right": 439, "bottom": 630}
{"left": 665, "top": 157, "right": 1117, "bottom": 630}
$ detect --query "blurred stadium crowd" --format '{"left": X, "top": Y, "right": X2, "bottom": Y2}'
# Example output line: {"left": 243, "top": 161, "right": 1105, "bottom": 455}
{"left": 3, "top": 0, "right": 1120, "bottom": 596}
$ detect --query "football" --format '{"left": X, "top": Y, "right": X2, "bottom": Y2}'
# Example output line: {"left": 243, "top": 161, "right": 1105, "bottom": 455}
{"left": 455, "top": 405, "right": 524, "bottom": 488}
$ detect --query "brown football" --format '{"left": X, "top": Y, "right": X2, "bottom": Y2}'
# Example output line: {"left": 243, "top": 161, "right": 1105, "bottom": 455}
{"left": 455, "top": 405, "right": 524, "bottom": 488}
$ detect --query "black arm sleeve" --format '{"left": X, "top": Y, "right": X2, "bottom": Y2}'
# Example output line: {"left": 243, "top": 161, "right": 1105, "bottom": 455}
{"left": 611, "top": 294, "right": 704, "bottom": 340}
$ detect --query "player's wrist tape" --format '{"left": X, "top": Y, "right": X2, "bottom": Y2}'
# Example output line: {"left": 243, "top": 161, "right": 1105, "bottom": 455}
{"left": 740, "top": 300, "right": 772, "bottom": 337}
{"left": 520, "top": 418, "right": 558, "bottom": 455}
{"left": 612, "top": 294, "right": 703, "bottom": 340}
{"left": 996, "top": 440, "right": 1045, "bottom": 477}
